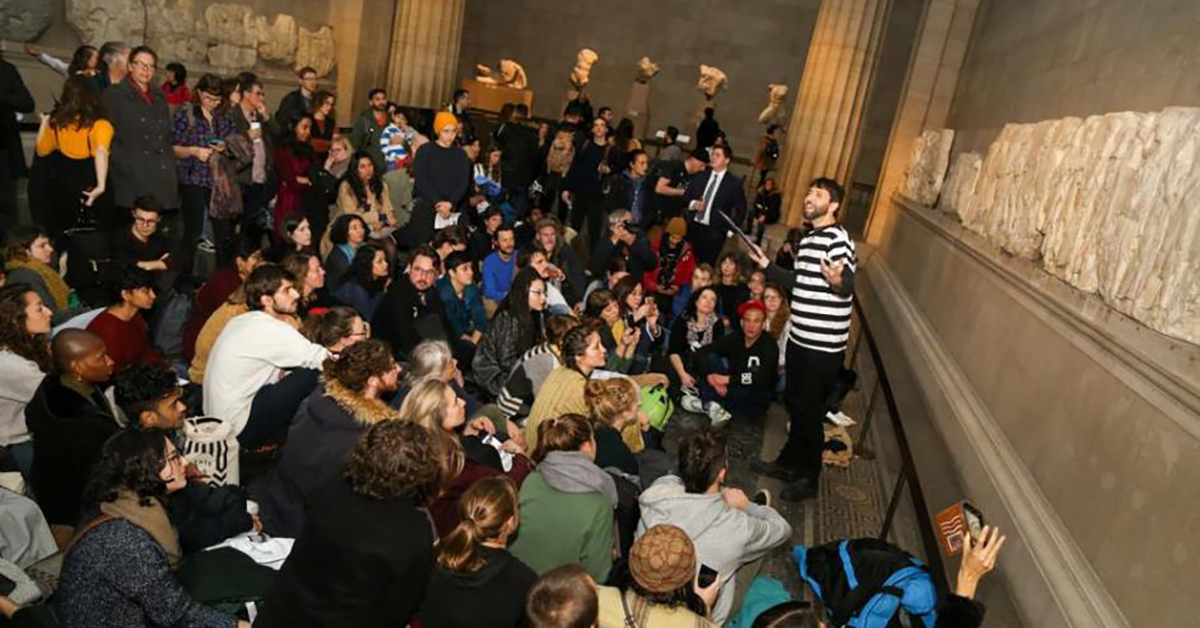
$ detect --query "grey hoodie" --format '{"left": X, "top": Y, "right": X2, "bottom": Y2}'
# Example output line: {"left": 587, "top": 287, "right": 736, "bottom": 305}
{"left": 636, "top": 475, "right": 792, "bottom": 625}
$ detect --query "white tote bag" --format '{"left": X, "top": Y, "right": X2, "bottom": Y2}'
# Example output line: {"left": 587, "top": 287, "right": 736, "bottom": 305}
{"left": 181, "top": 416, "right": 240, "bottom": 486}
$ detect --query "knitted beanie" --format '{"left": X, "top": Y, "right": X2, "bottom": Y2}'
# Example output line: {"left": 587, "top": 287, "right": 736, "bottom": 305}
{"left": 433, "top": 111, "right": 459, "bottom": 133}
{"left": 629, "top": 524, "right": 697, "bottom": 593}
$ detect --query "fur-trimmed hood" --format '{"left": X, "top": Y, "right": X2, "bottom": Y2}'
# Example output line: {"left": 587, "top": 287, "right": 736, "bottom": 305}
{"left": 321, "top": 376, "right": 402, "bottom": 426}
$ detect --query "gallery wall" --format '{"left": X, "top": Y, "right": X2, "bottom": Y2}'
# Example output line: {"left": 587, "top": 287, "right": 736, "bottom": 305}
{"left": 947, "top": 0, "right": 1200, "bottom": 155}
{"left": 456, "top": 0, "right": 821, "bottom": 161}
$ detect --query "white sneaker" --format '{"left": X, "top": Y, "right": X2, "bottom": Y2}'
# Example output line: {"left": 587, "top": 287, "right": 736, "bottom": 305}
{"left": 681, "top": 393, "right": 705, "bottom": 414}
{"left": 707, "top": 402, "right": 732, "bottom": 426}
{"left": 826, "top": 410, "right": 857, "bottom": 427}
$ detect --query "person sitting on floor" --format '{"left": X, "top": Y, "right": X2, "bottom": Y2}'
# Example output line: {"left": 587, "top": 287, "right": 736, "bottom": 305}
{"left": 372, "top": 245, "right": 452, "bottom": 361}
{"left": 114, "top": 362, "right": 257, "bottom": 554}
{"left": 261, "top": 339, "right": 400, "bottom": 537}
{"left": 53, "top": 429, "right": 248, "bottom": 628}
{"left": 472, "top": 268, "right": 547, "bottom": 398}
{"left": 597, "top": 524, "right": 722, "bottom": 628}
{"left": 526, "top": 564, "right": 600, "bottom": 628}
{"left": 181, "top": 236, "right": 264, "bottom": 364}
{"left": 255, "top": 421, "right": 441, "bottom": 628}
{"left": 436, "top": 250, "right": 488, "bottom": 352}
{"left": 203, "top": 264, "right": 329, "bottom": 448}
{"left": 495, "top": 314, "right": 577, "bottom": 425}
{"left": 636, "top": 428, "right": 792, "bottom": 625}
{"left": 24, "top": 329, "right": 118, "bottom": 547}
{"left": 509, "top": 413, "right": 616, "bottom": 583}
{"left": 86, "top": 265, "right": 161, "bottom": 373}
{"left": 688, "top": 299, "right": 779, "bottom": 426}
{"left": 417, "top": 476, "right": 538, "bottom": 628}
{"left": 0, "top": 285, "right": 54, "bottom": 479}
{"left": 331, "top": 242, "right": 390, "bottom": 320}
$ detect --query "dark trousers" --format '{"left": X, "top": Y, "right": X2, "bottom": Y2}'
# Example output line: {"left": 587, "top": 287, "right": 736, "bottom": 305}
{"left": 688, "top": 220, "right": 725, "bottom": 267}
{"left": 696, "top": 355, "right": 772, "bottom": 417}
{"left": 240, "top": 182, "right": 270, "bottom": 238}
{"left": 570, "top": 193, "right": 604, "bottom": 248}
{"left": 179, "top": 184, "right": 210, "bottom": 273}
{"left": 240, "top": 368, "right": 320, "bottom": 448}
{"left": 777, "top": 343, "right": 844, "bottom": 483}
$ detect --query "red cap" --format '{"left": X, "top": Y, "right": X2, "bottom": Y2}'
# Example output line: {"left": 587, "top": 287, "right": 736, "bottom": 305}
{"left": 737, "top": 300, "right": 766, "bottom": 318}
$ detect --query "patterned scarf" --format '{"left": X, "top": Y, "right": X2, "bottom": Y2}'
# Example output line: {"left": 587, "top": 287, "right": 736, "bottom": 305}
{"left": 6, "top": 258, "right": 70, "bottom": 311}
{"left": 685, "top": 312, "right": 718, "bottom": 350}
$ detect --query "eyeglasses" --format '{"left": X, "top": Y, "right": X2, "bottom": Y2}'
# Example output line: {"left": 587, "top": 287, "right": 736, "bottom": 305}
{"left": 131, "top": 60, "right": 156, "bottom": 71}
{"left": 134, "top": 216, "right": 160, "bottom": 225}
{"left": 529, "top": 289, "right": 546, "bottom": 296}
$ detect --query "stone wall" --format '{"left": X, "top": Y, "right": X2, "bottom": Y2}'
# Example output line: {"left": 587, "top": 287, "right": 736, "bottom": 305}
{"left": 946, "top": 0, "right": 1200, "bottom": 156}
{"left": 456, "top": 0, "right": 821, "bottom": 158}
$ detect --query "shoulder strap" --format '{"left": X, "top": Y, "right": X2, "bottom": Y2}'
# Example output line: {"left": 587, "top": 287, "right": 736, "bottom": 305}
{"left": 620, "top": 590, "right": 639, "bottom": 628}
{"left": 65, "top": 513, "right": 116, "bottom": 553}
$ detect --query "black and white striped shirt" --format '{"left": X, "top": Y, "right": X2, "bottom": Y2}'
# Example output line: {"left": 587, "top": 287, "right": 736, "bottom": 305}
{"left": 787, "top": 225, "right": 856, "bottom": 353}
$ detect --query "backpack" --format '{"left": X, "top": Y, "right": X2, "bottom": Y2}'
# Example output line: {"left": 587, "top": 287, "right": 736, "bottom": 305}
{"left": 792, "top": 539, "right": 938, "bottom": 628}
{"left": 640, "top": 383, "right": 675, "bottom": 431}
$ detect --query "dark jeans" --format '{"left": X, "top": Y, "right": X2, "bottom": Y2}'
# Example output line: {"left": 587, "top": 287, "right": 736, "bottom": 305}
{"left": 240, "top": 182, "right": 270, "bottom": 239}
{"left": 240, "top": 368, "right": 320, "bottom": 448}
{"left": 776, "top": 343, "right": 844, "bottom": 483}
{"left": 570, "top": 193, "right": 604, "bottom": 248}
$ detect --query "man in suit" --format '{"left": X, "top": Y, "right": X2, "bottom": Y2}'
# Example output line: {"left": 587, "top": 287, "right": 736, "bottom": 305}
{"left": 683, "top": 144, "right": 745, "bottom": 266}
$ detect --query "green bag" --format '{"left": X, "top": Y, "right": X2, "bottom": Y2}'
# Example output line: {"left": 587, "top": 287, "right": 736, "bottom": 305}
{"left": 640, "top": 384, "right": 674, "bottom": 431}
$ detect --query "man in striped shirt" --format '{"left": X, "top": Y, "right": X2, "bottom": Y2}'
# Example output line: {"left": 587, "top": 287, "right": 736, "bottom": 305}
{"left": 748, "top": 177, "right": 855, "bottom": 502}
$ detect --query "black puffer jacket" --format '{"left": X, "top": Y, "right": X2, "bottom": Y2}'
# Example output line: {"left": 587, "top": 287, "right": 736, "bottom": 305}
{"left": 472, "top": 308, "right": 538, "bottom": 397}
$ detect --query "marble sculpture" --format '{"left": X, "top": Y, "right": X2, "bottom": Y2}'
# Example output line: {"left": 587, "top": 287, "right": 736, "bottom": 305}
{"left": 64, "top": 0, "right": 336, "bottom": 77}
{"left": 570, "top": 48, "right": 599, "bottom": 89}
{"left": 474, "top": 59, "right": 528, "bottom": 90}
{"left": 900, "top": 129, "right": 954, "bottom": 207}
{"left": 917, "top": 107, "right": 1200, "bottom": 345}
{"left": 757, "top": 83, "right": 789, "bottom": 126}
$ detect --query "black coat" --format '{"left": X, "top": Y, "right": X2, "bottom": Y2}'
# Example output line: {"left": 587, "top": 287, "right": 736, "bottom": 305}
{"left": 24, "top": 376, "right": 120, "bottom": 526}
{"left": 102, "top": 79, "right": 179, "bottom": 208}
{"left": 371, "top": 279, "right": 451, "bottom": 359}
{"left": 256, "top": 476, "right": 434, "bottom": 628}
{"left": 589, "top": 233, "right": 658, "bottom": 283}
{"left": 261, "top": 381, "right": 399, "bottom": 537}
{"left": 0, "top": 58, "right": 34, "bottom": 179}
{"left": 496, "top": 122, "right": 540, "bottom": 191}
{"left": 166, "top": 481, "right": 254, "bottom": 555}
{"left": 417, "top": 546, "right": 537, "bottom": 628}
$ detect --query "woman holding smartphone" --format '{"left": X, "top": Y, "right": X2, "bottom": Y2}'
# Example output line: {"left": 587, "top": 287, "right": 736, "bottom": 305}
{"left": 172, "top": 73, "right": 236, "bottom": 269}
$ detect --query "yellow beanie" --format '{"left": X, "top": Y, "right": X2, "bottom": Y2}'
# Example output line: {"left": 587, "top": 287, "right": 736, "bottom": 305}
{"left": 434, "top": 111, "right": 459, "bottom": 133}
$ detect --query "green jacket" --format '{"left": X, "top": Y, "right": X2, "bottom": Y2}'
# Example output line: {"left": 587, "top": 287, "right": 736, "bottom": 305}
{"left": 509, "top": 471, "right": 613, "bottom": 583}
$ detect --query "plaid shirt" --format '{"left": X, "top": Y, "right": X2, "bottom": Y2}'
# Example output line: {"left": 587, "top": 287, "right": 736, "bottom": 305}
{"left": 172, "top": 106, "right": 236, "bottom": 188}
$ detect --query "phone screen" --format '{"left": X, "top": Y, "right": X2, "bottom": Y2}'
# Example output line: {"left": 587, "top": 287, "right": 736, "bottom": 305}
{"left": 962, "top": 502, "right": 985, "bottom": 544}
{"left": 697, "top": 564, "right": 718, "bottom": 588}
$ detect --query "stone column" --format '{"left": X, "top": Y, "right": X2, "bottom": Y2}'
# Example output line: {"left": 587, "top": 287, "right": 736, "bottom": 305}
{"left": 864, "top": 0, "right": 981, "bottom": 243}
{"left": 386, "top": 0, "right": 466, "bottom": 109}
{"left": 779, "top": 0, "right": 892, "bottom": 225}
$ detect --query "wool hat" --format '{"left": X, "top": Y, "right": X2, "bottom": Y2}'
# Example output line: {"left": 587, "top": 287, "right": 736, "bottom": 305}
{"left": 433, "top": 111, "right": 459, "bottom": 133}
{"left": 738, "top": 299, "right": 767, "bottom": 318}
{"left": 665, "top": 217, "right": 688, "bottom": 238}
{"left": 629, "top": 524, "right": 697, "bottom": 593}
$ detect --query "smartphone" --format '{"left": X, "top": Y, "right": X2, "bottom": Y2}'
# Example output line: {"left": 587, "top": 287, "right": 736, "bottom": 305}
{"left": 962, "top": 501, "right": 985, "bottom": 545}
{"left": 697, "top": 564, "right": 718, "bottom": 588}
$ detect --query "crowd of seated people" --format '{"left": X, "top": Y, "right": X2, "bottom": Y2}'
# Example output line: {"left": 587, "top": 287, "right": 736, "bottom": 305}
{"left": 0, "top": 46, "right": 1010, "bottom": 628}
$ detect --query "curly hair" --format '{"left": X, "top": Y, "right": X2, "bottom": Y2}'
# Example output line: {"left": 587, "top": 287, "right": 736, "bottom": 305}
{"left": 437, "top": 475, "right": 518, "bottom": 574}
{"left": 324, "top": 338, "right": 394, "bottom": 393}
{"left": 83, "top": 429, "right": 173, "bottom": 507}
{"left": 0, "top": 285, "right": 52, "bottom": 372}
{"left": 678, "top": 427, "right": 728, "bottom": 494}
{"left": 103, "top": 264, "right": 155, "bottom": 305}
{"left": 113, "top": 362, "right": 179, "bottom": 424}
{"left": 344, "top": 421, "right": 443, "bottom": 504}
{"left": 532, "top": 413, "right": 594, "bottom": 463}
{"left": 584, "top": 378, "right": 638, "bottom": 428}
{"left": 346, "top": 242, "right": 389, "bottom": 295}
{"left": 329, "top": 214, "right": 370, "bottom": 246}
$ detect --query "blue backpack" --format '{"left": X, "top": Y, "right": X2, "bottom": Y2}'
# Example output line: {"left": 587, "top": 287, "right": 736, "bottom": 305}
{"left": 792, "top": 539, "right": 938, "bottom": 628}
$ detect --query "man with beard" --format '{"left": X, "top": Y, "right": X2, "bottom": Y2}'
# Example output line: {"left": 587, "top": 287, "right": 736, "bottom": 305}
{"left": 352, "top": 88, "right": 389, "bottom": 171}
{"left": 372, "top": 245, "right": 453, "bottom": 361}
{"left": 204, "top": 265, "right": 330, "bottom": 447}
{"left": 748, "top": 177, "right": 855, "bottom": 502}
